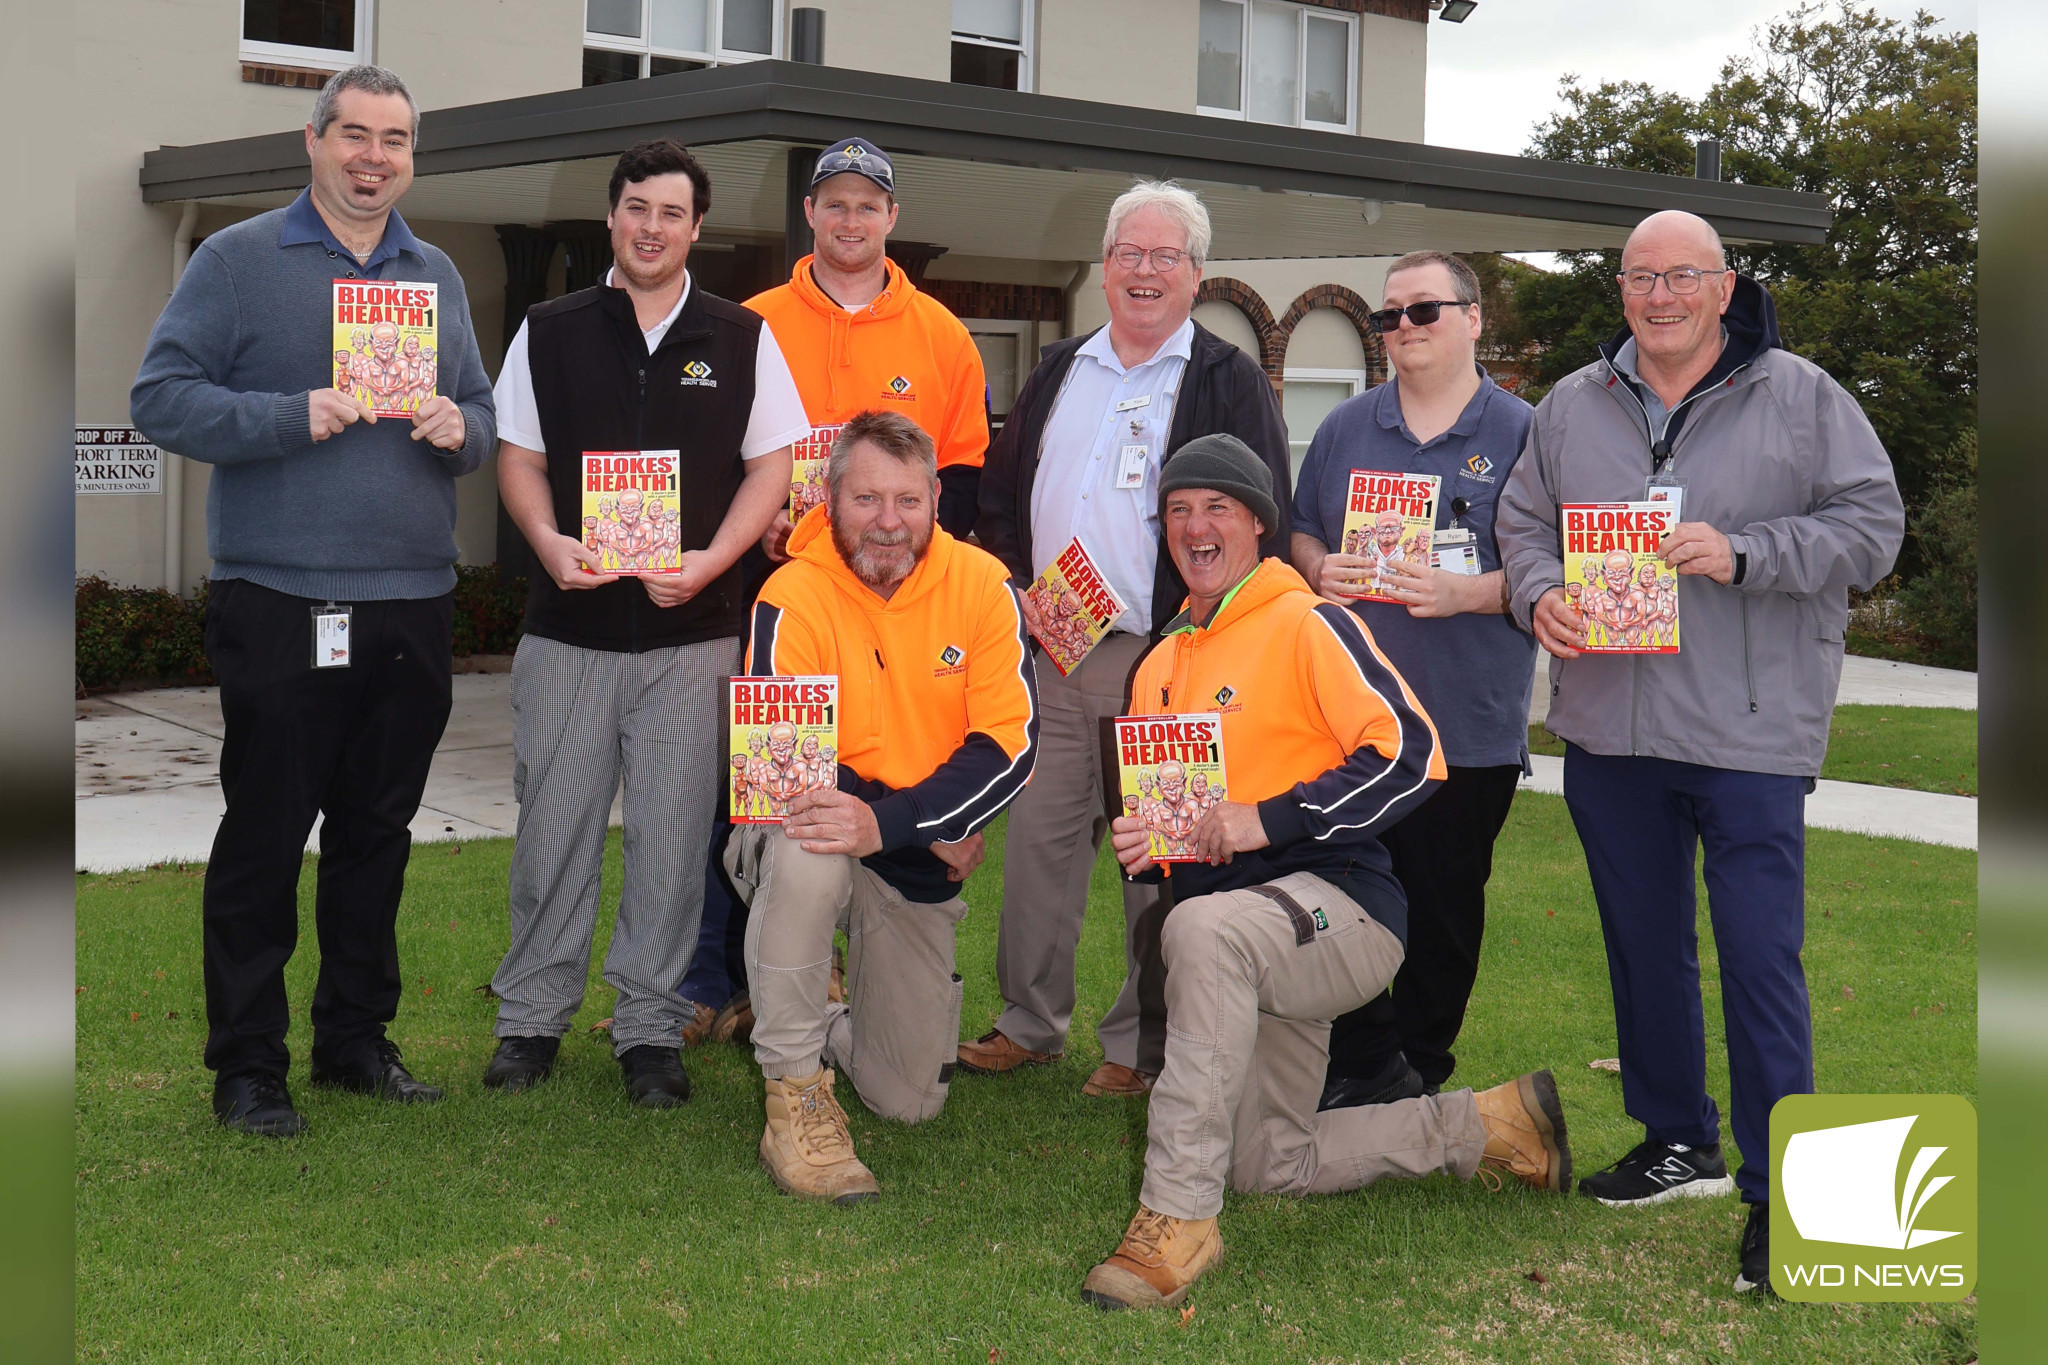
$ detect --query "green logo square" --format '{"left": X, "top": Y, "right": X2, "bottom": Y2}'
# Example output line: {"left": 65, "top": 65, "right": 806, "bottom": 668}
{"left": 1770, "top": 1094, "right": 1975, "bottom": 1301}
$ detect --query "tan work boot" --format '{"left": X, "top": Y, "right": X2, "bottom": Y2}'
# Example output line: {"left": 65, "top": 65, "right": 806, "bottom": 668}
{"left": 1082, "top": 1062, "right": 1153, "bottom": 1097}
{"left": 679, "top": 1000, "right": 716, "bottom": 1048}
{"left": 711, "top": 993, "right": 755, "bottom": 1045}
{"left": 760, "top": 1069, "right": 880, "bottom": 1206}
{"left": 1475, "top": 1069, "right": 1573, "bottom": 1193}
{"left": 1080, "top": 1205, "right": 1223, "bottom": 1310}
{"left": 957, "top": 1028, "right": 1061, "bottom": 1075}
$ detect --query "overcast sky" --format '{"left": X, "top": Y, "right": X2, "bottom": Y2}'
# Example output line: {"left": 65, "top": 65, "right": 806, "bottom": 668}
{"left": 1423, "top": 0, "right": 1979, "bottom": 158}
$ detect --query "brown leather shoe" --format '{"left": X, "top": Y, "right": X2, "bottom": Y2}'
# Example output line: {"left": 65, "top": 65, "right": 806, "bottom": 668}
{"left": 760, "top": 1069, "right": 879, "bottom": 1206}
{"left": 711, "top": 993, "right": 755, "bottom": 1045}
{"left": 957, "top": 1028, "right": 1061, "bottom": 1075}
{"left": 1082, "top": 1062, "right": 1153, "bottom": 1097}
{"left": 1081, "top": 1205, "right": 1222, "bottom": 1310}
{"left": 680, "top": 1000, "right": 716, "bottom": 1048}
{"left": 1475, "top": 1069, "right": 1573, "bottom": 1193}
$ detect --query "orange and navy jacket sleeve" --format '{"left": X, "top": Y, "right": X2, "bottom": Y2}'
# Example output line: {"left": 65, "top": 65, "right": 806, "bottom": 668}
{"left": 744, "top": 579, "right": 823, "bottom": 677}
{"left": 867, "top": 577, "right": 1038, "bottom": 849}
{"left": 933, "top": 315, "right": 991, "bottom": 471}
{"left": 1255, "top": 602, "right": 1446, "bottom": 849}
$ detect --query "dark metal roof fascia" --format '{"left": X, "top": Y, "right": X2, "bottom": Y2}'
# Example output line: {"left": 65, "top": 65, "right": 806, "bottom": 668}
{"left": 140, "top": 61, "right": 1830, "bottom": 243}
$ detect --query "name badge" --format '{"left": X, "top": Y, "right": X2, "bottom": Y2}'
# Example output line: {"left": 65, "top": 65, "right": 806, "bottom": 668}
{"left": 1115, "top": 394, "right": 1152, "bottom": 413}
{"left": 1116, "top": 444, "right": 1149, "bottom": 490}
{"left": 1644, "top": 475, "right": 1686, "bottom": 520}
{"left": 313, "top": 605, "right": 353, "bottom": 669}
{"left": 1431, "top": 527, "right": 1479, "bottom": 576}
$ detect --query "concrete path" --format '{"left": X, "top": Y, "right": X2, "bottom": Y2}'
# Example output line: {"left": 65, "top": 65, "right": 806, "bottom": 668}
{"left": 78, "top": 654, "right": 1978, "bottom": 873}
{"left": 1529, "top": 652, "right": 1977, "bottom": 725}
{"left": 1515, "top": 756, "right": 1976, "bottom": 850}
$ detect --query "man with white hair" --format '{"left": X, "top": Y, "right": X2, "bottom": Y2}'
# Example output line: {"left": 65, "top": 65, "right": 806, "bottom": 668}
{"left": 971, "top": 180, "right": 1290, "bottom": 1097}
{"left": 1497, "top": 209, "right": 1903, "bottom": 1295}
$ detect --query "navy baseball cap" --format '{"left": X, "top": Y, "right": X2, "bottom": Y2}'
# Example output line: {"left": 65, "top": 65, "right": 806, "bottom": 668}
{"left": 811, "top": 138, "right": 896, "bottom": 195}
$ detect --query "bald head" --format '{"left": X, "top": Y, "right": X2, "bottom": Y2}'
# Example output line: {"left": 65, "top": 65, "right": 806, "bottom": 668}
{"left": 1623, "top": 210, "right": 1726, "bottom": 271}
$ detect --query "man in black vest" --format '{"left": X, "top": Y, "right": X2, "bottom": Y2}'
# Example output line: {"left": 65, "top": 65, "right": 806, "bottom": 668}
{"left": 482, "top": 140, "right": 808, "bottom": 1105}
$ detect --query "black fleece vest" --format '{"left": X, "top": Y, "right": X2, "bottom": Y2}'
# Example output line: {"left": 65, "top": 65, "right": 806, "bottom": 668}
{"left": 522, "top": 282, "right": 764, "bottom": 652}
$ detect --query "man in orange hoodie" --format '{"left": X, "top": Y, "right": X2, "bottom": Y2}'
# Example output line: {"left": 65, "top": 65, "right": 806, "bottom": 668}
{"left": 1078, "top": 435, "right": 1574, "bottom": 1311}
{"left": 726, "top": 409, "right": 1038, "bottom": 1205}
{"left": 747, "top": 138, "right": 990, "bottom": 542}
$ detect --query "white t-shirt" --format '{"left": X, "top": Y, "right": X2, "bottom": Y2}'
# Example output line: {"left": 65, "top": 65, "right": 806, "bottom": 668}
{"left": 492, "top": 269, "right": 810, "bottom": 459}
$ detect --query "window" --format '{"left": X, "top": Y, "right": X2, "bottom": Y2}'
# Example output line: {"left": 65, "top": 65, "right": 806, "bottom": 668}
{"left": 1282, "top": 368, "right": 1366, "bottom": 481}
{"left": 584, "top": 0, "right": 780, "bottom": 86}
{"left": 242, "top": 0, "right": 375, "bottom": 70}
{"left": 965, "top": 320, "right": 1035, "bottom": 428}
{"left": 1197, "top": 0, "right": 1354, "bottom": 133}
{"left": 952, "top": 0, "right": 1031, "bottom": 92}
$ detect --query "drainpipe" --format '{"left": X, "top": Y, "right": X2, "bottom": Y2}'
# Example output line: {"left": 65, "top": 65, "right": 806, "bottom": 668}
{"left": 1062, "top": 261, "right": 1093, "bottom": 339}
{"left": 164, "top": 201, "right": 200, "bottom": 595}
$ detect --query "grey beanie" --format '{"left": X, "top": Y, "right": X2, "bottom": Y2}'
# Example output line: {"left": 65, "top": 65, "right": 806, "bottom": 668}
{"left": 1157, "top": 433, "right": 1278, "bottom": 535}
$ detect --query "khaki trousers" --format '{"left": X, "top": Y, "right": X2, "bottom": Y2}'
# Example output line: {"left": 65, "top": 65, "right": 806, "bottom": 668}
{"left": 726, "top": 827, "right": 966, "bottom": 1124}
{"left": 1141, "top": 872, "right": 1488, "bottom": 1222}
{"left": 993, "top": 635, "right": 1168, "bottom": 1069}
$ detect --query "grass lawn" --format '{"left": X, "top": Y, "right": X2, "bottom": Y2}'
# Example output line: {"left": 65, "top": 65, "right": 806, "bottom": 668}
{"left": 1529, "top": 705, "right": 1978, "bottom": 796}
{"left": 76, "top": 797, "right": 1977, "bottom": 1363}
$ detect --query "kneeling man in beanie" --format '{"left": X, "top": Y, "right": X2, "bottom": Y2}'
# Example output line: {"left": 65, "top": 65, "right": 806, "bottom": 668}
{"left": 728, "top": 409, "right": 1038, "bottom": 1204}
{"left": 1082, "top": 434, "right": 1573, "bottom": 1311}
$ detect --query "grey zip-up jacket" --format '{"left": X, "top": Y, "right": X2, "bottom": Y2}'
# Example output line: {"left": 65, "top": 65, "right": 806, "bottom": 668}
{"left": 1496, "top": 276, "right": 1904, "bottom": 777}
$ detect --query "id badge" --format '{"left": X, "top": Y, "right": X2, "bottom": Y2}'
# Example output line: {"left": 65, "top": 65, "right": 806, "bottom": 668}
{"left": 1644, "top": 474, "right": 1687, "bottom": 520}
{"left": 313, "top": 604, "right": 353, "bottom": 669}
{"left": 1431, "top": 527, "right": 1480, "bottom": 576}
{"left": 1116, "top": 443, "right": 1149, "bottom": 490}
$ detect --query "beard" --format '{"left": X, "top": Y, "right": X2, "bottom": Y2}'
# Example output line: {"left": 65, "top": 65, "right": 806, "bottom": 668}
{"left": 833, "top": 517, "right": 931, "bottom": 592}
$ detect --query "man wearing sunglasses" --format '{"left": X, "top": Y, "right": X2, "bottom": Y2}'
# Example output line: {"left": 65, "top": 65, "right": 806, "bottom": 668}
{"left": 1289, "top": 250, "right": 1537, "bottom": 1121}
{"left": 1496, "top": 209, "right": 1903, "bottom": 1295}
{"left": 970, "top": 180, "right": 1290, "bottom": 1098}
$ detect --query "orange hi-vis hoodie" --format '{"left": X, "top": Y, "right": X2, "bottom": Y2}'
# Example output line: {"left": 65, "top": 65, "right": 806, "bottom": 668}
{"left": 745, "top": 256, "right": 989, "bottom": 472}
{"left": 1129, "top": 557, "right": 1447, "bottom": 939}
{"left": 746, "top": 507, "right": 1039, "bottom": 902}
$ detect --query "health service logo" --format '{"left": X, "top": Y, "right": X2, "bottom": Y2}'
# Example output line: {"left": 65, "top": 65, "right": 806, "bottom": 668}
{"left": 680, "top": 360, "right": 718, "bottom": 387}
{"left": 887, "top": 375, "right": 914, "bottom": 397}
{"left": 1770, "top": 1094, "right": 1975, "bottom": 1301}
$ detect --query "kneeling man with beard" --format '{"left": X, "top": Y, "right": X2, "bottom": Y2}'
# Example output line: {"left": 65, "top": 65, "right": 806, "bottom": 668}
{"left": 730, "top": 409, "right": 1040, "bottom": 1203}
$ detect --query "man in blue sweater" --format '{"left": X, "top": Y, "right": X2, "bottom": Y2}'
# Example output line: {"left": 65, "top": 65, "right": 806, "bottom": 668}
{"left": 131, "top": 66, "right": 496, "bottom": 1137}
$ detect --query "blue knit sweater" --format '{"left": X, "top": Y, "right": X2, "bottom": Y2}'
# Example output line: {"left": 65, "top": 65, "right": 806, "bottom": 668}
{"left": 131, "top": 193, "right": 496, "bottom": 600}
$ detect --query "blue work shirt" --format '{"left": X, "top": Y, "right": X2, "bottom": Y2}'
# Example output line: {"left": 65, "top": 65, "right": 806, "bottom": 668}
{"left": 278, "top": 187, "right": 424, "bottom": 271}
{"left": 1292, "top": 366, "right": 1536, "bottom": 769}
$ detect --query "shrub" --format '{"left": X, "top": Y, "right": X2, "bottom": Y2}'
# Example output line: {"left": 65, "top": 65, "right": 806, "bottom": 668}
{"left": 451, "top": 565, "right": 527, "bottom": 657}
{"left": 1893, "top": 431, "right": 1977, "bottom": 670}
{"left": 75, "top": 577, "right": 212, "bottom": 692}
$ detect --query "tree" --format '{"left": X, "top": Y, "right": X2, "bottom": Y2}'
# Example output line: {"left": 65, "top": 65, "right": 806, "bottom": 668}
{"left": 1491, "top": 2, "right": 1976, "bottom": 586}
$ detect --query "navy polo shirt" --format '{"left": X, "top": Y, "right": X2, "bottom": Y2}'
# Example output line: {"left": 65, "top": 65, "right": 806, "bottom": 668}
{"left": 278, "top": 188, "right": 423, "bottom": 271}
{"left": 1292, "top": 367, "right": 1536, "bottom": 769}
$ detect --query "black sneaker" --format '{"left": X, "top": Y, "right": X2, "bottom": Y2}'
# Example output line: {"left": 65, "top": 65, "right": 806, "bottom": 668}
{"left": 1578, "top": 1139, "right": 1735, "bottom": 1206}
{"left": 619, "top": 1044, "right": 692, "bottom": 1108}
{"left": 1319, "top": 1051, "right": 1431, "bottom": 1111}
{"left": 482, "top": 1035, "right": 560, "bottom": 1093}
{"left": 213, "top": 1072, "right": 307, "bottom": 1137}
{"left": 1734, "top": 1202, "right": 1773, "bottom": 1294}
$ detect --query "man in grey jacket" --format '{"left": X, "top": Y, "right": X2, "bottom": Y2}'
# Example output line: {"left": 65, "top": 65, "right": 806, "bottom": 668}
{"left": 1496, "top": 210, "right": 1902, "bottom": 1295}
{"left": 131, "top": 66, "right": 495, "bottom": 1138}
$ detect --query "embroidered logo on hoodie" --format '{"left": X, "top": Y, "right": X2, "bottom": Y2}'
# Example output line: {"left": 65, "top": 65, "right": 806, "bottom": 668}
{"left": 885, "top": 375, "right": 915, "bottom": 401}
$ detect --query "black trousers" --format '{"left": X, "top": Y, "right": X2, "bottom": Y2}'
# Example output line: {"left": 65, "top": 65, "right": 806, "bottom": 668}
{"left": 1325, "top": 763, "right": 1521, "bottom": 1089}
{"left": 200, "top": 578, "right": 454, "bottom": 1079}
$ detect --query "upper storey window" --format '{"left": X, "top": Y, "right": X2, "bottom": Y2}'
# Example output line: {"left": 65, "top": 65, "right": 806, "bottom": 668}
{"left": 584, "top": 0, "right": 780, "bottom": 85}
{"left": 242, "top": 0, "right": 374, "bottom": 70}
{"left": 1198, "top": 0, "right": 1355, "bottom": 134}
{"left": 952, "top": 0, "right": 1032, "bottom": 92}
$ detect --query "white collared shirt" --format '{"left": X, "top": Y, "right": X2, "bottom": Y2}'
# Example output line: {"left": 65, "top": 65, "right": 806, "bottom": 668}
{"left": 1028, "top": 318, "right": 1195, "bottom": 634}
{"left": 493, "top": 268, "right": 809, "bottom": 458}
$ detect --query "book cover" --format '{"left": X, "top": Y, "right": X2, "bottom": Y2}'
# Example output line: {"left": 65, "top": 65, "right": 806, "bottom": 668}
{"left": 789, "top": 423, "right": 838, "bottom": 524}
{"left": 1339, "top": 471, "right": 1441, "bottom": 603}
{"left": 332, "top": 279, "right": 438, "bottom": 418}
{"left": 1025, "top": 535, "right": 1128, "bottom": 678}
{"left": 581, "top": 451, "right": 683, "bottom": 576}
{"left": 1114, "top": 713, "right": 1227, "bottom": 865}
{"left": 728, "top": 677, "right": 840, "bottom": 824}
{"left": 1561, "top": 502, "right": 1681, "bottom": 653}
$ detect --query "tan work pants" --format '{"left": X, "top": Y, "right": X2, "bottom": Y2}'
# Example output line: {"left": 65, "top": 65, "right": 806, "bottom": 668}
{"left": 726, "top": 827, "right": 966, "bottom": 1124}
{"left": 1141, "top": 872, "right": 1488, "bottom": 1221}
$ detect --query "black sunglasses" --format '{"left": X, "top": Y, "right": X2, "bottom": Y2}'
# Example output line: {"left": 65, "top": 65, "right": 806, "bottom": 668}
{"left": 1367, "top": 300, "right": 1471, "bottom": 334}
